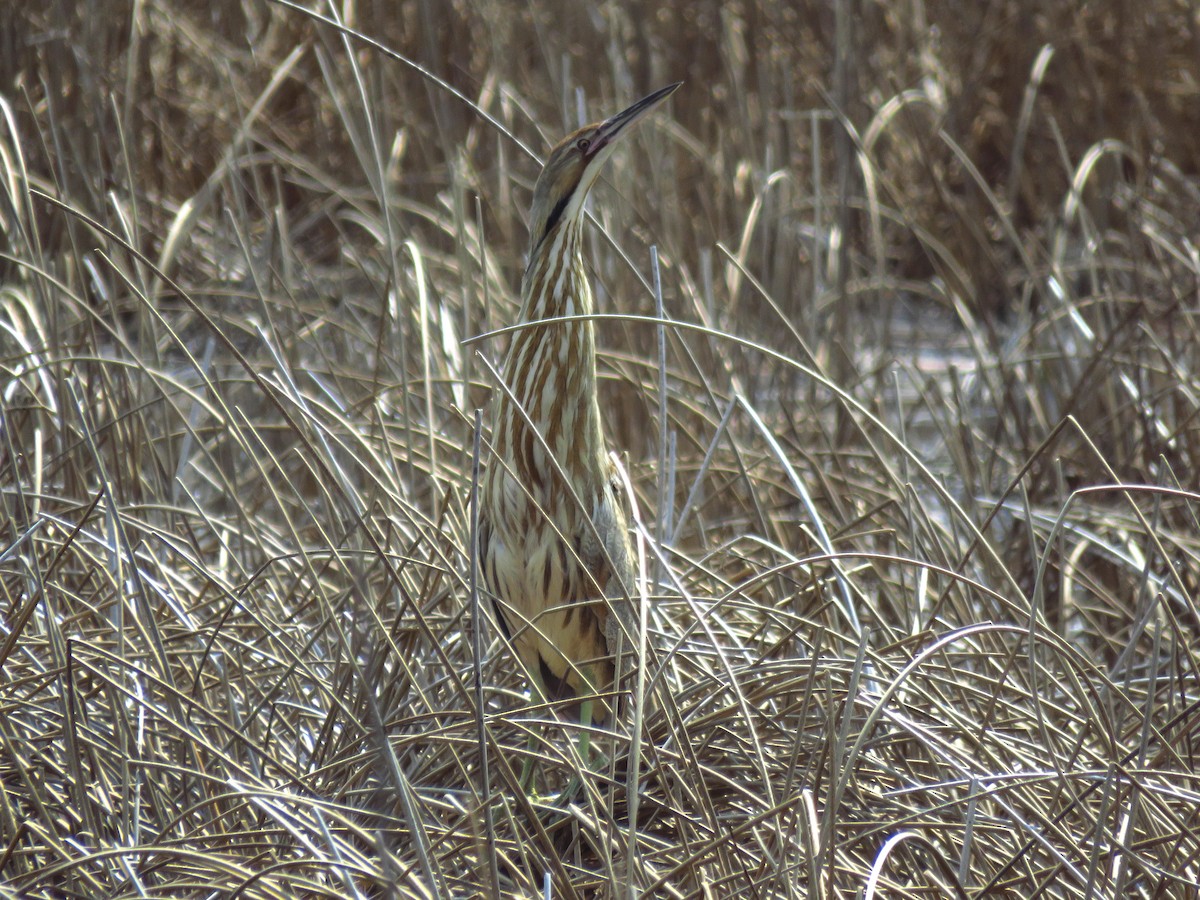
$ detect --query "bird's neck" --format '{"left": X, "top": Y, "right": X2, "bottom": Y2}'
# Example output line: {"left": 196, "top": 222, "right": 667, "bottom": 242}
{"left": 519, "top": 224, "right": 591, "bottom": 322}
{"left": 499, "top": 222, "right": 607, "bottom": 484}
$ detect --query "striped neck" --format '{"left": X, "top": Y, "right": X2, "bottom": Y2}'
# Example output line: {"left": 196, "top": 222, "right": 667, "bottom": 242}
{"left": 497, "top": 221, "right": 607, "bottom": 485}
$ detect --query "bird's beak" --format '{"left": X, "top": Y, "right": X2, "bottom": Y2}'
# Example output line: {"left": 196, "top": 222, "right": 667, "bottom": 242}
{"left": 588, "top": 82, "right": 682, "bottom": 158}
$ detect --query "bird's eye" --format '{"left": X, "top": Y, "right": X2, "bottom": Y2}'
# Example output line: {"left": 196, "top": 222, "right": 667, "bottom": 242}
{"left": 576, "top": 138, "right": 590, "bottom": 154}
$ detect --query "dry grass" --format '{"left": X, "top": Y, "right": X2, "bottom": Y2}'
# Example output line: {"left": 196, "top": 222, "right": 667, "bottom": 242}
{"left": 2, "top": 1, "right": 1199, "bottom": 897}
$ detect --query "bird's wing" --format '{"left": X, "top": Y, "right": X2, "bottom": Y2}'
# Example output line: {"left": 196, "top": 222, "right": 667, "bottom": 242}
{"left": 580, "top": 463, "right": 637, "bottom": 657}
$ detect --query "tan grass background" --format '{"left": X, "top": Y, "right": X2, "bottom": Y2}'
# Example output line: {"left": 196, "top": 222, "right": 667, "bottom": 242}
{"left": 2, "top": 1, "right": 1199, "bottom": 896}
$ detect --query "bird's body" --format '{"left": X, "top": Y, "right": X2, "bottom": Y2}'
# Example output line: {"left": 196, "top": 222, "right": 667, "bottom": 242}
{"left": 479, "top": 84, "right": 679, "bottom": 720}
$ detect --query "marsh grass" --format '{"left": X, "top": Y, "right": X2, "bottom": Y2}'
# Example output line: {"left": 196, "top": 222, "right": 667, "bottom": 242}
{"left": 2, "top": 1, "right": 1199, "bottom": 896}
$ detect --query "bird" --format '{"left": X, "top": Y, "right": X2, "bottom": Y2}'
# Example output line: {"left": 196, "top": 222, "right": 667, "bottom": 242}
{"left": 479, "top": 83, "right": 680, "bottom": 727}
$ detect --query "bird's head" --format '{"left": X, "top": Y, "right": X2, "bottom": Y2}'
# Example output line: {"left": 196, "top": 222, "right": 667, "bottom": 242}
{"left": 526, "top": 82, "right": 681, "bottom": 258}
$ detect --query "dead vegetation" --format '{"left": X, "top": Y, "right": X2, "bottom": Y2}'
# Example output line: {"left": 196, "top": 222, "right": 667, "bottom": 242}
{"left": 2, "top": 1, "right": 1199, "bottom": 896}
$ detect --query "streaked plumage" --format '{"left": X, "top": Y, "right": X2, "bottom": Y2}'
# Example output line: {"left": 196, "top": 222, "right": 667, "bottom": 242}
{"left": 480, "top": 83, "right": 679, "bottom": 720}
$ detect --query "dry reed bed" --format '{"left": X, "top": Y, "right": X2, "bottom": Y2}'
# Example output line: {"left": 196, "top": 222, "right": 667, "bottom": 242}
{"left": 1, "top": 1, "right": 1198, "bottom": 896}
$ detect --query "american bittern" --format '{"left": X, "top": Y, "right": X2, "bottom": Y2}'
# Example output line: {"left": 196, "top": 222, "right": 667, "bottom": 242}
{"left": 480, "top": 83, "right": 680, "bottom": 725}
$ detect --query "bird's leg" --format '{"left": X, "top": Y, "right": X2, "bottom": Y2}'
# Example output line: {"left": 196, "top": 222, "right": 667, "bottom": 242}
{"left": 518, "top": 668, "right": 549, "bottom": 793}
{"left": 544, "top": 667, "right": 602, "bottom": 808}
{"left": 523, "top": 663, "right": 607, "bottom": 805}
{"left": 576, "top": 693, "right": 595, "bottom": 762}
{"left": 571, "top": 668, "right": 603, "bottom": 775}
{"left": 517, "top": 665, "right": 597, "bottom": 795}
